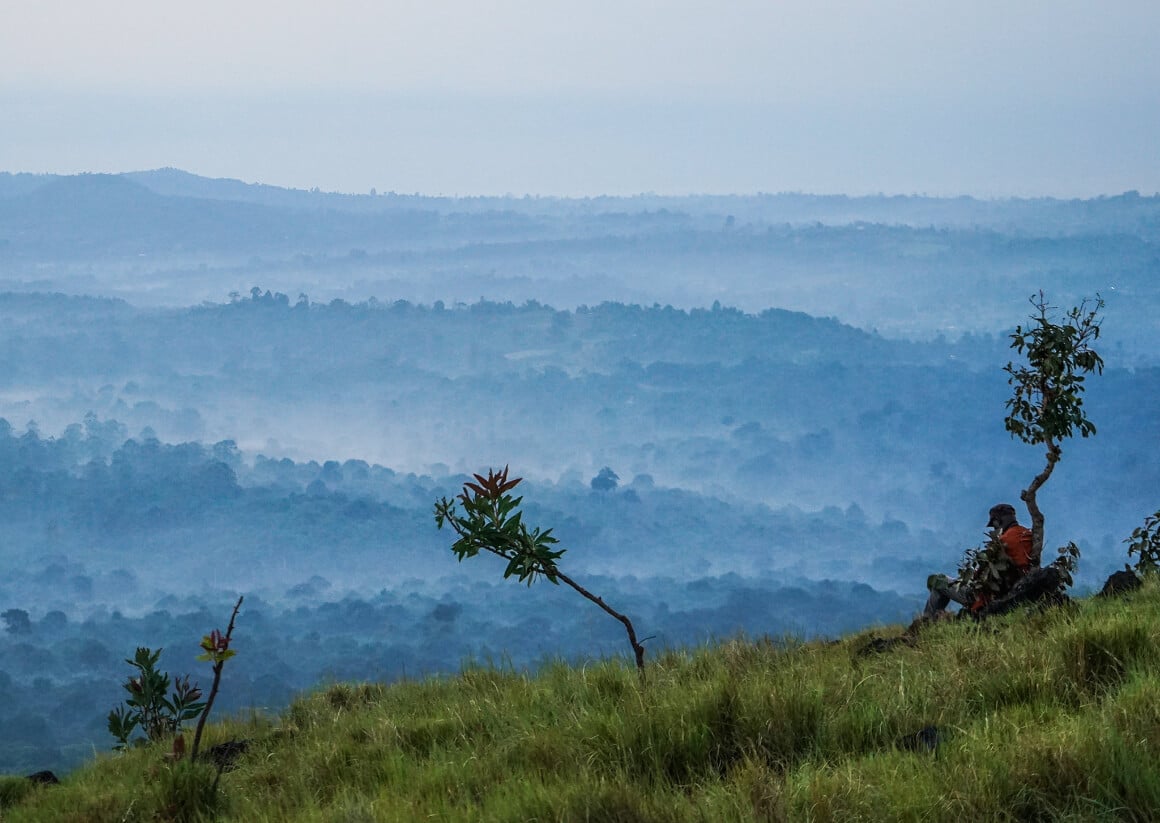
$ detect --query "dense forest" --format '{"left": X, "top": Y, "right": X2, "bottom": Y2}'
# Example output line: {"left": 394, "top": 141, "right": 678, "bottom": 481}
{"left": 1, "top": 293, "right": 1154, "bottom": 569}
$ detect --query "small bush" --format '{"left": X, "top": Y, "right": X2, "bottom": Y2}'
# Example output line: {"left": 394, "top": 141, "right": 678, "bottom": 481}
{"left": 1125, "top": 509, "right": 1160, "bottom": 575}
{"left": 0, "top": 776, "right": 35, "bottom": 810}
{"left": 107, "top": 647, "right": 205, "bottom": 749}
{"left": 153, "top": 760, "right": 222, "bottom": 823}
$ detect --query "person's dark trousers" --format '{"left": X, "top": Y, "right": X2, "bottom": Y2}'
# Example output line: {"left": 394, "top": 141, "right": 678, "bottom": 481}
{"left": 924, "top": 580, "right": 975, "bottom": 617}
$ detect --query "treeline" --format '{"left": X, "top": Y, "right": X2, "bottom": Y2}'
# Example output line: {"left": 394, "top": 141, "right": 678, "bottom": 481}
{"left": 0, "top": 416, "right": 966, "bottom": 605}
{"left": 0, "top": 291, "right": 982, "bottom": 379}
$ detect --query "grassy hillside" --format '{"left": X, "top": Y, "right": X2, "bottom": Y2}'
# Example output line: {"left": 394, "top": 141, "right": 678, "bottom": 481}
{"left": 3, "top": 581, "right": 1159, "bottom": 822}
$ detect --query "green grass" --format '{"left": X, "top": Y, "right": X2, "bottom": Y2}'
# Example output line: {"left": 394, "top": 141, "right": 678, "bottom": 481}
{"left": 6, "top": 582, "right": 1160, "bottom": 821}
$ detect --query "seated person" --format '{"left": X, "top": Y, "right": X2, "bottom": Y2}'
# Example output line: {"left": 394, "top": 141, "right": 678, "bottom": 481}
{"left": 924, "top": 503, "right": 1034, "bottom": 618}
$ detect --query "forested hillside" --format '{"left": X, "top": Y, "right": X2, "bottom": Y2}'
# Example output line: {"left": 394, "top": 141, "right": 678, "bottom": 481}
{"left": 5, "top": 579, "right": 1159, "bottom": 821}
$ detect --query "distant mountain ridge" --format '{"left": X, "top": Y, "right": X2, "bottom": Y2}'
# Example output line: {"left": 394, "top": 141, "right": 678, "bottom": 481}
{"left": 3, "top": 168, "right": 1157, "bottom": 224}
{"left": 0, "top": 168, "right": 1156, "bottom": 361}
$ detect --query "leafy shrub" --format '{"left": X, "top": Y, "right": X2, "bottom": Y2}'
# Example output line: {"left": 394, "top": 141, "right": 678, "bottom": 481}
{"left": 1125, "top": 510, "right": 1160, "bottom": 575}
{"left": 107, "top": 596, "right": 243, "bottom": 757}
{"left": 955, "top": 534, "right": 1080, "bottom": 606}
{"left": 107, "top": 647, "right": 205, "bottom": 750}
{"left": 956, "top": 529, "right": 1019, "bottom": 602}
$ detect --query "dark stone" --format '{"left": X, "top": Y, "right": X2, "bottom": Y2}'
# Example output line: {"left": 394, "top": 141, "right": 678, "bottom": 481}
{"left": 200, "top": 738, "right": 250, "bottom": 771}
{"left": 896, "top": 725, "right": 940, "bottom": 753}
{"left": 855, "top": 614, "right": 938, "bottom": 657}
{"left": 856, "top": 634, "right": 912, "bottom": 657}
{"left": 26, "top": 770, "right": 59, "bottom": 785}
{"left": 977, "top": 566, "right": 1065, "bottom": 618}
{"left": 1098, "top": 570, "right": 1142, "bottom": 598}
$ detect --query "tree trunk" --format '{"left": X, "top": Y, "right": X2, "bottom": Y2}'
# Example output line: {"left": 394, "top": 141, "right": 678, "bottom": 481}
{"left": 555, "top": 570, "right": 646, "bottom": 672}
{"left": 1020, "top": 438, "right": 1059, "bottom": 567}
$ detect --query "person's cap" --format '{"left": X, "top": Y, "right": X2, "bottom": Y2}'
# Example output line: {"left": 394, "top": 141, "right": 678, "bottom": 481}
{"left": 987, "top": 503, "right": 1017, "bottom": 528}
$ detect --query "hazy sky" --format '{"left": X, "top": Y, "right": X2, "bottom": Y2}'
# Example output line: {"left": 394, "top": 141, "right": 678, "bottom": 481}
{"left": 3, "top": 1, "right": 1158, "bottom": 196}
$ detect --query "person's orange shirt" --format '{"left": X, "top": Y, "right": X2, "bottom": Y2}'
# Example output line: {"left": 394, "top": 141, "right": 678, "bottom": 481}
{"left": 1001, "top": 524, "right": 1033, "bottom": 571}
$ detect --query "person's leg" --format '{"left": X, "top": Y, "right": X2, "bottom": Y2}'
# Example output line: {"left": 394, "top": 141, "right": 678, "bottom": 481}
{"left": 925, "top": 580, "right": 974, "bottom": 616}
{"left": 924, "top": 587, "right": 951, "bottom": 617}
{"left": 942, "top": 582, "right": 976, "bottom": 609}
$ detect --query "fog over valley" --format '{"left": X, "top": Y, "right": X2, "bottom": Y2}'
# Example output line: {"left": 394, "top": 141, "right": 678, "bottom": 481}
{"left": 0, "top": 172, "right": 1157, "bottom": 774}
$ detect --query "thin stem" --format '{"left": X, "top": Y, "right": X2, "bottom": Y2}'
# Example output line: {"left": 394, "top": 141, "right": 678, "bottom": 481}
{"left": 191, "top": 596, "right": 243, "bottom": 760}
{"left": 555, "top": 570, "right": 646, "bottom": 672}
{"left": 440, "top": 496, "right": 646, "bottom": 672}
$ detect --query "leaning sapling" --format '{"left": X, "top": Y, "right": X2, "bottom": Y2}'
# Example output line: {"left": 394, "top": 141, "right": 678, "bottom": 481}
{"left": 435, "top": 467, "right": 647, "bottom": 671}
{"left": 106, "top": 596, "right": 244, "bottom": 756}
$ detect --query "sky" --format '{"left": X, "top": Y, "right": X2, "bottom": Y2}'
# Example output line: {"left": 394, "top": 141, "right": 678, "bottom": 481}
{"left": 2, "top": 0, "right": 1158, "bottom": 197}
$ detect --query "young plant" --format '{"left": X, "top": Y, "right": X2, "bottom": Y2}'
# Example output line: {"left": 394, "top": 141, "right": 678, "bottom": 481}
{"left": 1125, "top": 510, "right": 1160, "bottom": 575}
{"left": 1004, "top": 292, "right": 1104, "bottom": 564}
{"left": 106, "top": 596, "right": 244, "bottom": 757}
{"left": 434, "top": 467, "right": 647, "bottom": 671}
{"left": 107, "top": 647, "right": 205, "bottom": 750}
{"left": 1051, "top": 541, "right": 1082, "bottom": 588}
{"left": 191, "top": 595, "right": 243, "bottom": 760}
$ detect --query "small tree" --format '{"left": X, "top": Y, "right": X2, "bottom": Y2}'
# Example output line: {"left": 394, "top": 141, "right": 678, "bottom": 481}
{"left": 434, "top": 467, "right": 646, "bottom": 671}
{"left": 1, "top": 608, "right": 31, "bottom": 635}
{"left": 1004, "top": 292, "right": 1104, "bottom": 563}
{"left": 590, "top": 467, "right": 619, "bottom": 492}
